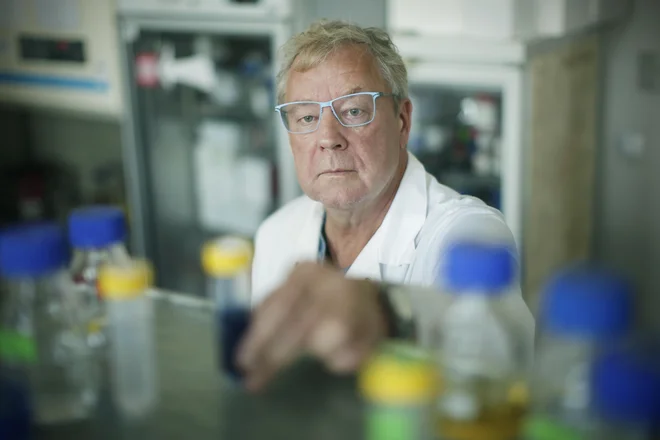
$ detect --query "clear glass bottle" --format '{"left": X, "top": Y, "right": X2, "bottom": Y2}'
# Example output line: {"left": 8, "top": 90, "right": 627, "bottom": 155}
{"left": 359, "top": 342, "right": 439, "bottom": 440}
{"left": 68, "top": 206, "right": 130, "bottom": 350}
{"left": 201, "top": 236, "right": 252, "bottom": 382}
{"left": 0, "top": 264, "right": 33, "bottom": 440}
{"left": 524, "top": 266, "right": 633, "bottom": 440}
{"left": 98, "top": 259, "right": 157, "bottom": 419}
{"left": 0, "top": 223, "right": 95, "bottom": 424}
{"left": 436, "top": 242, "right": 531, "bottom": 440}
{"left": 590, "top": 344, "right": 660, "bottom": 440}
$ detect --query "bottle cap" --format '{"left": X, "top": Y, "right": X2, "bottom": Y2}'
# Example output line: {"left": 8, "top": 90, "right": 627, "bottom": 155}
{"left": 0, "top": 223, "right": 67, "bottom": 278}
{"left": 592, "top": 344, "right": 660, "bottom": 423}
{"left": 202, "top": 236, "right": 252, "bottom": 277}
{"left": 541, "top": 265, "right": 632, "bottom": 339}
{"left": 359, "top": 342, "right": 439, "bottom": 404}
{"left": 444, "top": 242, "right": 516, "bottom": 293}
{"left": 98, "top": 260, "right": 153, "bottom": 299}
{"left": 68, "top": 206, "right": 126, "bottom": 249}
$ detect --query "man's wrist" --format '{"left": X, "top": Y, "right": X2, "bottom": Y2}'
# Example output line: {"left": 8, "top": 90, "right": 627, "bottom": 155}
{"left": 376, "top": 283, "right": 416, "bottom": 341}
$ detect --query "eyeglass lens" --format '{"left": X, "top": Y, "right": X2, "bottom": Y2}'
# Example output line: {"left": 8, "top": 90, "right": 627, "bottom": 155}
{"left": 279, "top": 94, "right": 376, "bottom": 133}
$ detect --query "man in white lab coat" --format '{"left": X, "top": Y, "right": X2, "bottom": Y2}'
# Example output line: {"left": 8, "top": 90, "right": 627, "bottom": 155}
{"left": 237, "top": 20, "right": 533, "bottom": 390}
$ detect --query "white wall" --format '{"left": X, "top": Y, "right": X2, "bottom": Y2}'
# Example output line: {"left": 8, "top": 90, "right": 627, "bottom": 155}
{"left": 596, "top": 0, "right": 660, "bottom": 329}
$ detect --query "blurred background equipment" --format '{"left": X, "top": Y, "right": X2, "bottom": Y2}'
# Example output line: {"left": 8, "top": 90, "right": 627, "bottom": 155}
{"left": 0, "top": 0, "right": 122, "bottom": 117}
{"left": 117, "top": 0, "right": 297, "bottom": 295}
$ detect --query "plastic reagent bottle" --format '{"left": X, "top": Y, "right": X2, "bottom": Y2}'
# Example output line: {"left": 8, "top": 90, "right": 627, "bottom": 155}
{"left": 437, "top": 242, "right": 530, "bottom": 440}
{"left": 360, "top": 342, "right": 439, "bottom": 440}
{"left": 202, "top": 236, "right": 252, "bottom": 382}
{"left": 68, "top": 206, "right": 130, "bottom": 351}
{"left": 524, "top": 266, "right": 632, "bottom": 440}
{"left": 98, "top": 259, "right": 157, "bottom": 419}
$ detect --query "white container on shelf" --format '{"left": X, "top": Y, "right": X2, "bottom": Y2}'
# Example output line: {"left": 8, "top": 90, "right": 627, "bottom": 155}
{"left": 388, "top": 0, "right": 529, "bottom": 40}
{"left": 194, "top": 120, "right": 272, "bottom": 236}
{"left": 387, "top": 0, "right": 629, "bottom": 41}
{"left": 194, "top": 120, "right": 241, "bottom": 232}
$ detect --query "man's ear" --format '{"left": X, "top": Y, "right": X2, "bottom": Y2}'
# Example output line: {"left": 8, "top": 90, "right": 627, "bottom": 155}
{"left": 398, "top": 98, "right": 413, "bottom": 149}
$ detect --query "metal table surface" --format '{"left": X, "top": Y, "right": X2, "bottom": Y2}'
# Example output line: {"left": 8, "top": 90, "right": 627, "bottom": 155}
{"left": 36, "top": 294, "right": 364, "bottom": 440}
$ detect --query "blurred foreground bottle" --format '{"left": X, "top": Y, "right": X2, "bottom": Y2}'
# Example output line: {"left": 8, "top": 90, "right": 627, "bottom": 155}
{"left": 202, "top": 236, "right": 252, "bottom": 382}
{"left": 435, "top": 242, "right": 530, "bottom": 440}
{"left": 0, "top": 223, "right": 95, "bottom": 425}
{"left": 590, "top": 343, "right": 660, "bottom": 440}
{"left": 524, "top": 266, "right": 633, "bottom": 440}
{"left": 69, "top": 206, "right": 130, "bottom": 353}
{"left": 360, "top": 342, "right": 439, "bottom": 440}
{"left": 98, "top": 259, "right": 157, "bottom": 419}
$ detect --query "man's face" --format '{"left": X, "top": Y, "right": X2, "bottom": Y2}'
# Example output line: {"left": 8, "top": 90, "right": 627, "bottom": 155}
{"left": 284, "top": 45, "right": 412, "bottom": 210}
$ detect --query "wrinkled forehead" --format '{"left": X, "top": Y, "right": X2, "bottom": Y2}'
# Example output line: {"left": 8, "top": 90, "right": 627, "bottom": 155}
{"left": 285, "top": 44, "right": 386, "bottom": 101}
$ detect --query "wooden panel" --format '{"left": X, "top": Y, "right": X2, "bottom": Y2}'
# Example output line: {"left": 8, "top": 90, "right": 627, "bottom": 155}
{"left": 524, "top": 36, "right": 599, "bottom": 311}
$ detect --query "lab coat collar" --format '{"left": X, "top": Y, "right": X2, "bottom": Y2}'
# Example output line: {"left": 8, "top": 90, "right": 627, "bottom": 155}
{"left": 375, "top": 151, "right": 428, "bottom": 266}
{"left": 294, "top": 151, "right": 428, "bottom": 282}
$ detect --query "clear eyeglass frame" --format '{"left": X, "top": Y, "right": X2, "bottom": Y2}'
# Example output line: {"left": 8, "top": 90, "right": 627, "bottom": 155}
{"left": 274, "top": 91, "right": 395, "bottom": 134}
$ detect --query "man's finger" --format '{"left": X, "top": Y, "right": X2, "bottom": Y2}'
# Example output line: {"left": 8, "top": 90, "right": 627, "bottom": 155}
{"left": 307, "top": 317, "right": 351, "bottom": 359}
{"left": 325, "top": 346, "right": 364, "bottom": 374}
{"left": 237, "top": 275, "right": 307, "bottom": 368}
{"left": 266, "top": 301, "right": 321, "bottom": 367}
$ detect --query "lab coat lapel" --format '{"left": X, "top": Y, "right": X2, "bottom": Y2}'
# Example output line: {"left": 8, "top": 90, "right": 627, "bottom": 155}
{"left": 346, "top": 152, "right": 429, "bottom": 284}
{"left": 292, "top": 199, "right": 325, "bottom": 264}
{"left": 345, "top": 228, "right": 386, "bottom": 282}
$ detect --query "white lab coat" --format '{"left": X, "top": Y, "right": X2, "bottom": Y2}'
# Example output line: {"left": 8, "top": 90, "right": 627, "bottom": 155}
{"left": 251, "top": 152, "right": 534, "bottom": 341}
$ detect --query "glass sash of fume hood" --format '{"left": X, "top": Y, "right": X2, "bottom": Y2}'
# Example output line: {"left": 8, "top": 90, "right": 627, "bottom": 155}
{"left": 122, "top": 25, "right": 287, "bottom": 295}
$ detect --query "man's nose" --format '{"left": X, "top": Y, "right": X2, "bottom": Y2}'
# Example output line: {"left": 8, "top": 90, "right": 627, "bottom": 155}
{"left": 317, "top": 106, "right": 348, "bottom": 151}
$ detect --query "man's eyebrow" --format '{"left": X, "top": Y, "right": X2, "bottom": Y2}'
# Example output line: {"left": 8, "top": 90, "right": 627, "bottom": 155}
{"left": 345, "top": 86, "right": 364, "bottom": 95}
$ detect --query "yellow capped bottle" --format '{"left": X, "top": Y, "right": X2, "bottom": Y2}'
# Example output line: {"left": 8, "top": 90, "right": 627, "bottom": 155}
{"left": 201, "top": 236, "right": 252, "bottom": 382}
{"left": 99, "top": 259, "right": 156, "bottom": 419}
{"left": 359, "top": 342, "right": 439, "bottom": 440}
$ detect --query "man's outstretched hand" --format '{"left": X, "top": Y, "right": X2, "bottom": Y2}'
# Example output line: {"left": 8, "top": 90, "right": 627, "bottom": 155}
{"left": 237, "top": 262, "right": 389, "bottom": 391}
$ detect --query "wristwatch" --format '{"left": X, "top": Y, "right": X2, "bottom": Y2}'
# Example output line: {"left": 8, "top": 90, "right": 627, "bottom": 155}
{"left": 377, "top": 283, "right": 417, "bottom": 341}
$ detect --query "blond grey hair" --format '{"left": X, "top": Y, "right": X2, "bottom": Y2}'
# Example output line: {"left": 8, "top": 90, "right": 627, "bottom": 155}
{"left": 276, "top": 20, "right": 408, "bottom": 108}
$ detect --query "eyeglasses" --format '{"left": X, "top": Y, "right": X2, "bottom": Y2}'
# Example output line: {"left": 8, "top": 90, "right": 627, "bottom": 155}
{"left": 274, "top": 91, "right": 395, "bottom": 134}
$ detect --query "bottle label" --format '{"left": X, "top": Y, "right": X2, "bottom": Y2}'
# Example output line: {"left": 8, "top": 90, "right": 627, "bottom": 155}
{"left": 0, "top": 331, "right": 37, "bottom": 364}
{"left": 523, "top": 415, "right": 585, "bottom": 440}
{"left": 368, "top": 409, "right": 430, "bottom": 440}
{"left": 441, "top": 297, "right": 514, "bottom": 379}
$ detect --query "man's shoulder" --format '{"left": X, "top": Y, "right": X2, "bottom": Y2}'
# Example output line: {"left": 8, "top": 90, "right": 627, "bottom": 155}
{"left": 423, "top": 175, "right": 507, "bottom": 234}
{"left": 256, "top": 195, "right": 317, "bottom": 241}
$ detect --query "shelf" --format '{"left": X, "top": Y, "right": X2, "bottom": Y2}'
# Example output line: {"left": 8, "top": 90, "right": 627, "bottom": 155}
{"left": 117, "top": 0, "right": 291, "bottom": 22}
{"left": 392, "top": 34, "right": 527, "bottom": 66}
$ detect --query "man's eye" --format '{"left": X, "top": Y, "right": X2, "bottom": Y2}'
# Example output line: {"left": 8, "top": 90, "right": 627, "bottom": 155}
{"left": 300, "top": 115, "right": 315, "bottom": 123}
{"left": 348, "top": 108, "right": 362, "bottom": 117}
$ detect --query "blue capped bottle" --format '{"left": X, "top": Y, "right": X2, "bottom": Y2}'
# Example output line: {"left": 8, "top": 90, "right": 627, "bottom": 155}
{"left": 0, "top": 223, "right": 95, "bottom": 424}
{"left": 590, "top": 343, "right": 660, "bottom": 440}
{"left": 524, "top": 266, "right": 633, "bottom": 440}
{"left": 68, "top": 206, "right": 130, "bottom": 351}
{"left": 435, "top": 242, "right": 531, "bottom": 440}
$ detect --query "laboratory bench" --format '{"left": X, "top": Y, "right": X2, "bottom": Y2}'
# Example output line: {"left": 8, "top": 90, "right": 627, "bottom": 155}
{"left": 35, "top": 292, "right": 364, "bottom": 440}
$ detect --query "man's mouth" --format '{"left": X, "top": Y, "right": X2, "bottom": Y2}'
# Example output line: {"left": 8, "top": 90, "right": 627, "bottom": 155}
{"left": 321, "top": 169, "right": 354, "bottom": 175}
